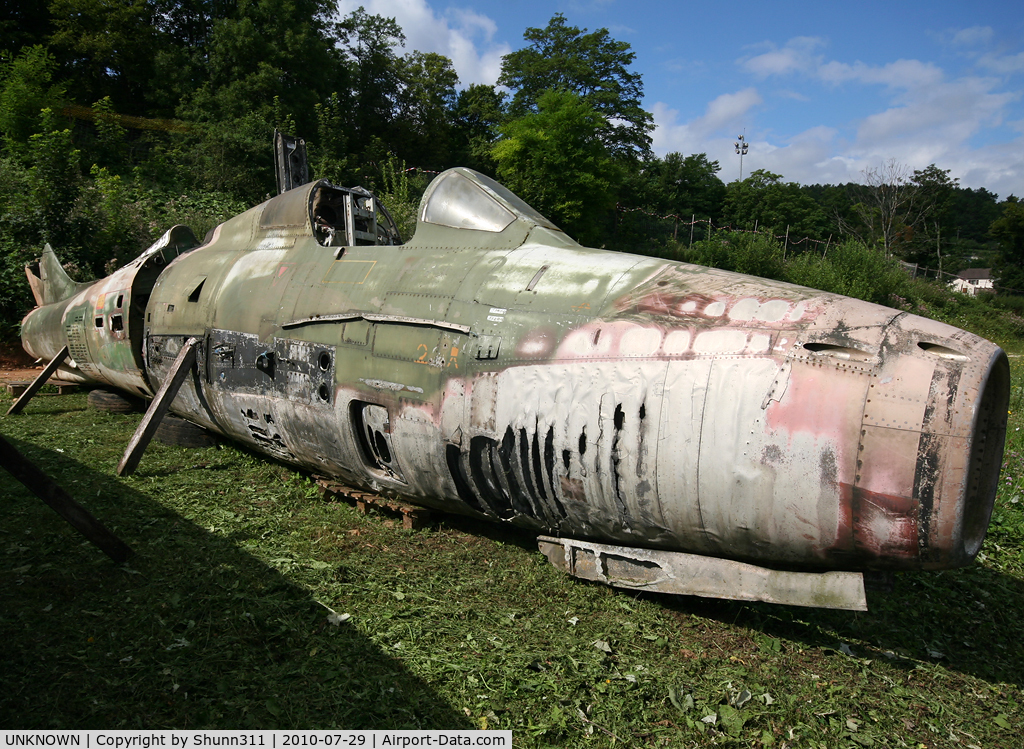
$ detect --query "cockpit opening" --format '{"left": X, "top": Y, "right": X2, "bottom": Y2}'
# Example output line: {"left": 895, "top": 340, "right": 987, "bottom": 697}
{"left": 310, "top": 184, "right": 402, "bottom": 248}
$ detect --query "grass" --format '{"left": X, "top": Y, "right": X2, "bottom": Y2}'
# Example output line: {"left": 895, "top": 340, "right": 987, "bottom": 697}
{"left": 2, "top": 353, "right": 1024, "bottom": 745}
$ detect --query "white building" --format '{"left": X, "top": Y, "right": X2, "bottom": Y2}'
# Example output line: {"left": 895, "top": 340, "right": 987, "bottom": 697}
{"left": 949, "top": 268, "right": 994, "bottom": 296}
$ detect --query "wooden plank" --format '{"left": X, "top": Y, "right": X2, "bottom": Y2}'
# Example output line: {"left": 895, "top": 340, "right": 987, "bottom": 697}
{"left": 313, "top": 474, "right": 432, "bottom": 529}
{"left": 117, "top": 337, "right": 198, "bottom": 477}
{"left": 0, "top": 433, "right": 133, "bottom": 563}
{"left": 6, "top": 346, "right": 69, "bottom": 415}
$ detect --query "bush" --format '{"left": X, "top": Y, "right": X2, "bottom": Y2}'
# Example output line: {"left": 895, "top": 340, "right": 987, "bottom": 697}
{"left": 0, "top": 236, "right": 36, "bottom": 340}
{"left": 784, "top": 240, "right": 911, "bottom": 305}
{"left": 686, "top": 231, "right": 786, "bottom": 281}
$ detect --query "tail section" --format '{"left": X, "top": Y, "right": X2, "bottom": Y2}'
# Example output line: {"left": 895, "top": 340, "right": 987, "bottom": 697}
{"left": 25, "top": 244, "right": 89, "bottom": 306}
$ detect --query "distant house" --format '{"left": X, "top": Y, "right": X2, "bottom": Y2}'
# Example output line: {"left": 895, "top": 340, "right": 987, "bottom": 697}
{"left": 949, "top": 268, "right": 994, "bottom": 296}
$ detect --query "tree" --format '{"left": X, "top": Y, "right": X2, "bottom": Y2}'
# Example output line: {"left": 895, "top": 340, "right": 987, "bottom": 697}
{"left": 393, "top": 51, "right": 459, "bottom": 169}
{"left": 172, "top": 0, "right": 347, "bottom": 200}
{"left": 841, "top": 159, "right": 925, "bottom": 258}
{"left": 648, "top": 152, "right": 726, "bottom": 224}
{"left": 907, "top": 164, "right": 959, "bottom": 273}
{"left": 498, "top": 13, "right": 653, "bottom": 160}
{"left": 25, "top": 108, "right": 83, "bottom": 251}
{"left": 991, "top": 197, "right": 1024, "bottom": 293}
{"left": 0, "top": 46, "right": 65, "bottom": 153}
{"left": 46, "top": 0, "right": 158, "bottom": 115}
{"left": 337, "top": 8, "right": 406, "bottom": 157}
{"left": 723, "top": 169, "right": 829, "bottom": 244}
{"left": 0, "top": 0, "right": 54, "bottom": 53}
{"left": 492, "top": 90, "right": 620, "bottom": 245}
{"left": 951, "top": 187, "right": 1001, "bottom": 245}
{"left": 451, "top": 83, "right": 506, "bottom": 175}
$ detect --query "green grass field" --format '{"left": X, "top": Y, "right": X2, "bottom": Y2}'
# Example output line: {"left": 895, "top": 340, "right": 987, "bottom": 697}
{"left": 2, "top": 356, "right": 1023, "bottom": 746}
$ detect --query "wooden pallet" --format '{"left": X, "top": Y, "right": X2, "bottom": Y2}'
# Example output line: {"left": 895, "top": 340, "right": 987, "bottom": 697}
{"left": 6, "top": 381, "right": 79, "bottom": 397}
{"left": 314, "top": 477, "right": 433, "bottom": 530}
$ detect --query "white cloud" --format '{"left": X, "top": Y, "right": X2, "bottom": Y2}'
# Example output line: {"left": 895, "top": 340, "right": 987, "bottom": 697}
{"left": 652, "top": 88, "right": 762, "bottom": 154}
{"left": 979, "top": 51, "right": 1024, "bottom": 76}
{"left": 949, "top": 26, "right": 994, "bottom": 48}
{"left": 741, "top": 37, "right": 826, "bottom": 78}
{"left": 719, "top": 36, "right": 1023, "bottom": 195}
{"left": 817, "top": 58, "right": 944, "bottom": 89}
{"left": 334, "top": 0, "right": 510, "bottom": 86}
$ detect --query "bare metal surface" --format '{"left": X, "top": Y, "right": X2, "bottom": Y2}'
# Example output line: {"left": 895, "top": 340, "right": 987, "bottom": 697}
{"left": 538, "top": 536, "right": 868, "bottom": 611}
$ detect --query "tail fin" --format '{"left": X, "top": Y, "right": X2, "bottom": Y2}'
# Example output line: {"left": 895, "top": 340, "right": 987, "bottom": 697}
{"left": 25, "top": 244, "right": 87, "bottom": 306}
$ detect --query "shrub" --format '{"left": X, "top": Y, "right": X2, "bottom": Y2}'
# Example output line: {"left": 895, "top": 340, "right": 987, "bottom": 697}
{"left": 784, "top": 240, "right": 911, "bottom": 305}
{"left": 687, "top": 231, "right": 786, "bottom": 281}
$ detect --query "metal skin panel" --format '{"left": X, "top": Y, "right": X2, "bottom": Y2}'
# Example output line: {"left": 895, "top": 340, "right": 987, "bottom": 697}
{"left": 19, "top": 168, "right": 1010, "bottom": 609}
{"left": 22, "top": 225, "right": 198, "bottom": 393}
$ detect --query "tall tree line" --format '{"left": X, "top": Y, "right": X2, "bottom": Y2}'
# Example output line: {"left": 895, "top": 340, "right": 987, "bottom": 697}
{"left": 1, "top": 2, "right": 1022, "bottom": 337}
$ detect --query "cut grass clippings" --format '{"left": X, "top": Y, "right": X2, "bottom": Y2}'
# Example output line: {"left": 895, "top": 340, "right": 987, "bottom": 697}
{"left": 2, "top": 360, "right": 1023, "bottom": 745}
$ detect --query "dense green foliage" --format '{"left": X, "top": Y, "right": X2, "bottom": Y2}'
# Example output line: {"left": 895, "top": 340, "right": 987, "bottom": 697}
{"left": 1, "top": 2, "right": 1022, "bottom": 341}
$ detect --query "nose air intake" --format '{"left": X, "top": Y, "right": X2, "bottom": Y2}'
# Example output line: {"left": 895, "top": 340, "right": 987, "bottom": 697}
{"left": 962, "top": 348, "right": 1010, "bottom": 559}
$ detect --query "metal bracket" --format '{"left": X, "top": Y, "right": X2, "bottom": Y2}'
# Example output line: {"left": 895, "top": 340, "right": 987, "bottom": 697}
{"left": 538, "top": 535, "right": 868, "bottom": 611}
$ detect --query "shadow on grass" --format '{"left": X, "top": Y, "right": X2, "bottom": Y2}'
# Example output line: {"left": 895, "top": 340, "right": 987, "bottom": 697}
{"left": 0, "top": 437, "right": 473, "bottom": 731}
{"left": 357, "top": 490, "right": 1024, "bottom": 690}
{"left": 323, "top": 470, "right": 1024, "bottom": 690}
{"left": 631, "top": 558, "right": 1024, "bottom": 689}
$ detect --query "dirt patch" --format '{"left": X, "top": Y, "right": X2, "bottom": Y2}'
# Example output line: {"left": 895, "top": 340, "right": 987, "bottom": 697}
{"left": 0, "top": 341, "right": 44, "bottom": 383}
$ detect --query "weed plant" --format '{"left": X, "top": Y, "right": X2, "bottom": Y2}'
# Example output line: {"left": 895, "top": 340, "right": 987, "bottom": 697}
{"left": 2, "top": 365, "right": 1023, "bottom": 744}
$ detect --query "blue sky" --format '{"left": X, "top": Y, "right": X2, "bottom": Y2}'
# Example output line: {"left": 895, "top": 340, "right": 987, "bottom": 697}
{"left": 335, "top": 0, "right": 1024, "bottom": 198}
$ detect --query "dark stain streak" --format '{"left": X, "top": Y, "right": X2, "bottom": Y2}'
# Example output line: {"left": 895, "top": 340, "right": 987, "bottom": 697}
{"left": 499, "top": 427, "right": 536, "bottom": 518}
{"left": 913, "top": 433, "right": 943, "bottom": 555}
{"left": 611, "top": 404, "right": 632, "bottom": 524}
{"left": 531, "top": 425, "right": 548, "bottom": 501}
{"left": 470, "top": 436, "right": 515, "bottom": 519}
{"left": 446, "top": 443, "right": 483, "bottom": 513}
{"left": 636, "top": 403, "right": 647, "bottom": 477}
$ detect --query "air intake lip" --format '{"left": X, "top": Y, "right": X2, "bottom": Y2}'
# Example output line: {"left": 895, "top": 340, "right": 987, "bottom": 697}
{"left": 802, "top": 342, "right": 875, "bottom": 362}
{"left": 960, "top": 348, "right": 1009, "bottom": 561}
{"left": 917, "top": 341, "right": 970, "bottom": 361}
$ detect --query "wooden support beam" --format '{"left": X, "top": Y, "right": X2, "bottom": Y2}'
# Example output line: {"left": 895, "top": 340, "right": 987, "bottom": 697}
{"left": 0, "top": 433, "right": 133, "bottom": 563}
{"left": 117, "top": 337, "right": 198, "bottom": 477}
{"left": 6, "top": 346, "right": 69, "bottom": 415}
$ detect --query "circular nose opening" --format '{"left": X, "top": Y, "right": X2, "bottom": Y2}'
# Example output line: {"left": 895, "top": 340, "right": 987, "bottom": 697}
{"left": 962, "top": 349, "right": 1010, "bottom": 558}
{"left": 318, "top": 351, "right": 332, "bottom": 371}
{"left": 318, "top": 383, "right": 331, "bottom": 402}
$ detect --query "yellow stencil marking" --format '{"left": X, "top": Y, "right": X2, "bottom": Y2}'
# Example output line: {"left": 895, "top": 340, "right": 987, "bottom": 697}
{"left": 322, "top": 259, "right": 376, "bottom": 284}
